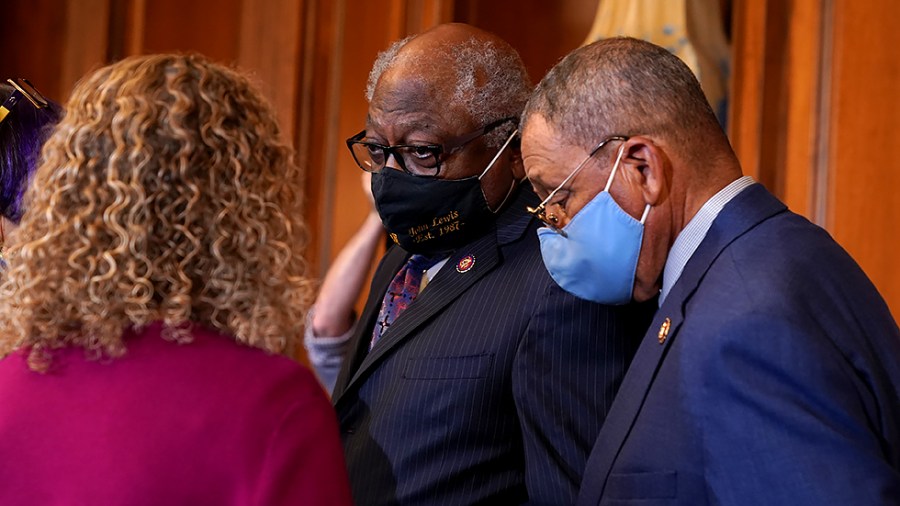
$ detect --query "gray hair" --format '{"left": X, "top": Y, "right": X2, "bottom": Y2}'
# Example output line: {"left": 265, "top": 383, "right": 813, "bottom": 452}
{"left": 522, "top": 37, "right": 723, "bottom": 160}
{"left": 366, "top": 36, "right": 414, "bottom": 102}
{"left": 366, "top": 34, "right": 532, "bottom": 148}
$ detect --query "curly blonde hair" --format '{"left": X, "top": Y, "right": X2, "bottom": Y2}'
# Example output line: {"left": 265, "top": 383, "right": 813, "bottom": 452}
{"left": 0, "top": 54, "right": 312, "bottom": 370}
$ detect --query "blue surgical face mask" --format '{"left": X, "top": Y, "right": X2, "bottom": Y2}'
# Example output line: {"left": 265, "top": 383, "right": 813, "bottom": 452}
{"left": 537, "top": 145, "right": 651, "bottom": 304}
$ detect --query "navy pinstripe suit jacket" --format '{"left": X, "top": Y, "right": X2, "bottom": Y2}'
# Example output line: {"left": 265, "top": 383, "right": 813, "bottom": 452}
{"left": 332, "top": 186, "right": 654, "bottom": 505}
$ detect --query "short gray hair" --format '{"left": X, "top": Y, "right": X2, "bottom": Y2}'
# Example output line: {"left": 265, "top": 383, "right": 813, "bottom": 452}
{"left": 522, "top": 37, "right": 722, "bottom": 160}
{"left": 366, "top": 34, "right": 532, "bottom": 148}
{"left": 366, "top": 36, "right": 414, "bottom": 102}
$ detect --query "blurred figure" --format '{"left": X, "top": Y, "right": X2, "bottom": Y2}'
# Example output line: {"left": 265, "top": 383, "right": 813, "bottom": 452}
{"left": 583, "top": 0, "right": 731, "bottom": 123}
{"left": 0, "top": 78, "right": 62, "bottom": 247}
{"left": 0, "top": 54, "right": 351, "bottom": 506}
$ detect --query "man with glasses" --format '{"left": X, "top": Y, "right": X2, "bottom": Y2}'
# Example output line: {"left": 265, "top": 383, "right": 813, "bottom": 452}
{"left": 520, "top": 37, "right": 900, "bottom": 504}
{"left": 325, "top": 24, "right": 654, "bottom": 505}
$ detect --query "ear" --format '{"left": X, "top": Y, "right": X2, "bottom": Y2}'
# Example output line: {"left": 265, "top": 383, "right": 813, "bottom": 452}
{"left": 508, "top": 147, "right": 525, "bottom": 181}
{"left": 619, "top": 136, "right": 669, "bottom": 206}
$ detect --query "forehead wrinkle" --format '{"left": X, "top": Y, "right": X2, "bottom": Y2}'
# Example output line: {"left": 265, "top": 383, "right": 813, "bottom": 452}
{"left": 523, "top": 117, "right": 579, "bottom": 189}
{"left": 524, "top": 163, "right": 558, "bottom": 195}
{"left": 384, "top": 49, "right": 468, "bottom": 110}
{"left": 367, "top": 102, "right": 441, "bottom": 139}
{"left": 368, "top": 69, "right": 470, "bottom": 141}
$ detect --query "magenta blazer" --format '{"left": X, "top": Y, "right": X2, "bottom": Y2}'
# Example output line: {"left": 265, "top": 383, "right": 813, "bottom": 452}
{"left": 0, "top": 322, "right": 352, "bottom": 505}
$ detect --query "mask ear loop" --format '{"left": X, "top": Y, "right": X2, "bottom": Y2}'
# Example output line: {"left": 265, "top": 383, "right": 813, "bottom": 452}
{"left": 639, "top": 203, "right": 651, "bottom": 224}
{"left": 603, "top": 143, "right": 627, "bottom": 192}
{"left": 605, "top": 142, "right": 651, "bottom": 224}
{"left": 480, "top": 129, "right": 520, "bottom": 213}
{"left": 479, "top": 128, "right": 519, "bottom": 179}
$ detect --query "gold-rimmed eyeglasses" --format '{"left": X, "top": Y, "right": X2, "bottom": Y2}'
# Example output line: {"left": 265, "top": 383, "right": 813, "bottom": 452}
{"left": 526, "top": 135, "right": 628, "bottom": 236}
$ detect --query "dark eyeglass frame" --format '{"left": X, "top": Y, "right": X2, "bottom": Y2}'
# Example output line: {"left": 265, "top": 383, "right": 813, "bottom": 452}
{"left": 346, "top": 116, "right": 517, "bottom": 177}
{"left": 0, "top": 78, "right": 49, "bottom": 125}
{"left": 526, "top": 135, "right": 629, "bottom": 237}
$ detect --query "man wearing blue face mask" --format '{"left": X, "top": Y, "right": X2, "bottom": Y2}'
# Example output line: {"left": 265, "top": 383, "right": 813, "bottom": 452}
{"left": 520, "top": 37, "right": 900, "bottom": 505}
{"left": 325, "top": 24, "right": 656, "bottom": 505}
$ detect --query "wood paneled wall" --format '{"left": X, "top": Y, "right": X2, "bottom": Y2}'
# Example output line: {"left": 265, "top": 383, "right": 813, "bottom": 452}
{"left": 1, "top": 0, "right": 70, "bottom": 101}
{"left": 2, "top": 0, "right": 897, "bottom": 318}
{"left": 731, "top": 0, "right": 899, "bottom": 317}
{"left": 828, "top": 0, "right": 900, "bottom": 316}
{"left": 454, "top": 0, "right": 598, "bottom": 82}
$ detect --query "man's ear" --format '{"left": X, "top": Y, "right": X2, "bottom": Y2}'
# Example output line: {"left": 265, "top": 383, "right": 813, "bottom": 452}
{"left": 508, "top": 147, "right": 526, "bottom": 181}
{"left": 619, "top": 136, "right": 669, "bottom": 206}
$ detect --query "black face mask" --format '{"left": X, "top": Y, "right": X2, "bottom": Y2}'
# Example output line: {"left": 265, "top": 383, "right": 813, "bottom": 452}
{"left": 370, "top": 131, "right": 518, "bottom": 255}
{"left": 371, "top": 169, "right": 495, "bottom": 255}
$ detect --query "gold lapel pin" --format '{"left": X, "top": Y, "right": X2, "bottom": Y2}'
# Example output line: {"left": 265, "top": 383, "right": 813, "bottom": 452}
{"left": 658, "top": 317, "right": 671, "bottom": 344}
{"left": 456, "top": 254, "right": 475, "bottom": 273}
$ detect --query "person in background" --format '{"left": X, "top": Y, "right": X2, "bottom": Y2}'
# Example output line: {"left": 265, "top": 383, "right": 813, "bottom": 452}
{"left": 581, "top": 0, "right": 731, "bottom": 124}
{"left": 330, "top": 23, "right": 655, "bottom": 505}
{"left": 519, "top": 37, "right": 900, "bottom": 505}
{"left": 0, "top": 54, "right": 352, "bottom": 505}
{"left": 0, "top": 78, "right": 62, "bottom": 253}
{"left": 304, "top": 172, "right": 384, "bottom": 393}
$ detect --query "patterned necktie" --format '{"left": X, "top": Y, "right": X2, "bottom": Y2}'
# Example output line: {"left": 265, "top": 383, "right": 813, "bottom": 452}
{"left": 370, "top": 254, "right": 440, "bottom": 350}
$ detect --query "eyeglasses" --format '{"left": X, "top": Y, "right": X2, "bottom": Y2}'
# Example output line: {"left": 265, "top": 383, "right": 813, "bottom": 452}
{"left": 0, "top": 78, "right": 49, "bottom": 125}
{"left": 346, "top": 116, "right": 516, "bottom": 177}
{"left": 526, "top": 135, "right": 628, "bottom": 236}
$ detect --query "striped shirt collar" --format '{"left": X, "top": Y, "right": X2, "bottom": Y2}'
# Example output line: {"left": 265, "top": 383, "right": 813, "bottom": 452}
{"left": 658, "top": 176, "right": 756, "bottom": 305}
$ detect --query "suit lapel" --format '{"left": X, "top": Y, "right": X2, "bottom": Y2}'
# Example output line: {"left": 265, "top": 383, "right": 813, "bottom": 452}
{"left": 578, "top": 283, "right": 686, "bottom": 502}
{"left": 579, "top": 184, "right": 787, "bottom": 502}
{"left": 331, "top": 247, "right": 408, "bottom": 400}
{"left": 339, "top": 229, "right": 502, "bottom": 396}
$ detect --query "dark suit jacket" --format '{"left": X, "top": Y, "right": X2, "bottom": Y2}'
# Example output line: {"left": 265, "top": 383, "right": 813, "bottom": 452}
{"left": 577, "top": 184, "right": 900, "bottom": 505}
{"left": 333, "top": 186, "right": 654, "bottom": 505}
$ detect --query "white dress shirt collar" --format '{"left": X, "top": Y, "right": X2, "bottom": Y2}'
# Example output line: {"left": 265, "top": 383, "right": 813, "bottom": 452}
{"left": 658, "top": 176, "right": 756, "bottom": 305}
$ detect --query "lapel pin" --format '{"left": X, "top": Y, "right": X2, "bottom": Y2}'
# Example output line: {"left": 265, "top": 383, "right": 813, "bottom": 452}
{"left": 456, "top": 254, "right": 475, "bottom": 273}
{"left": 658, "top": 317, "right": 671, "bottom": 344}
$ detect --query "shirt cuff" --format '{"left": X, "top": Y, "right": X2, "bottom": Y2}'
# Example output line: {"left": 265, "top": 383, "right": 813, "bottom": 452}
{"left": 303, "top": 306, "right": 354, "bottom": 394}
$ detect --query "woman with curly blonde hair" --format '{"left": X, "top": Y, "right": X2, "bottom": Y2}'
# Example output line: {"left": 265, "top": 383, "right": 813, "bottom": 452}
{"left": 0, "top": 54, "right": 351, "bottom": 505}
